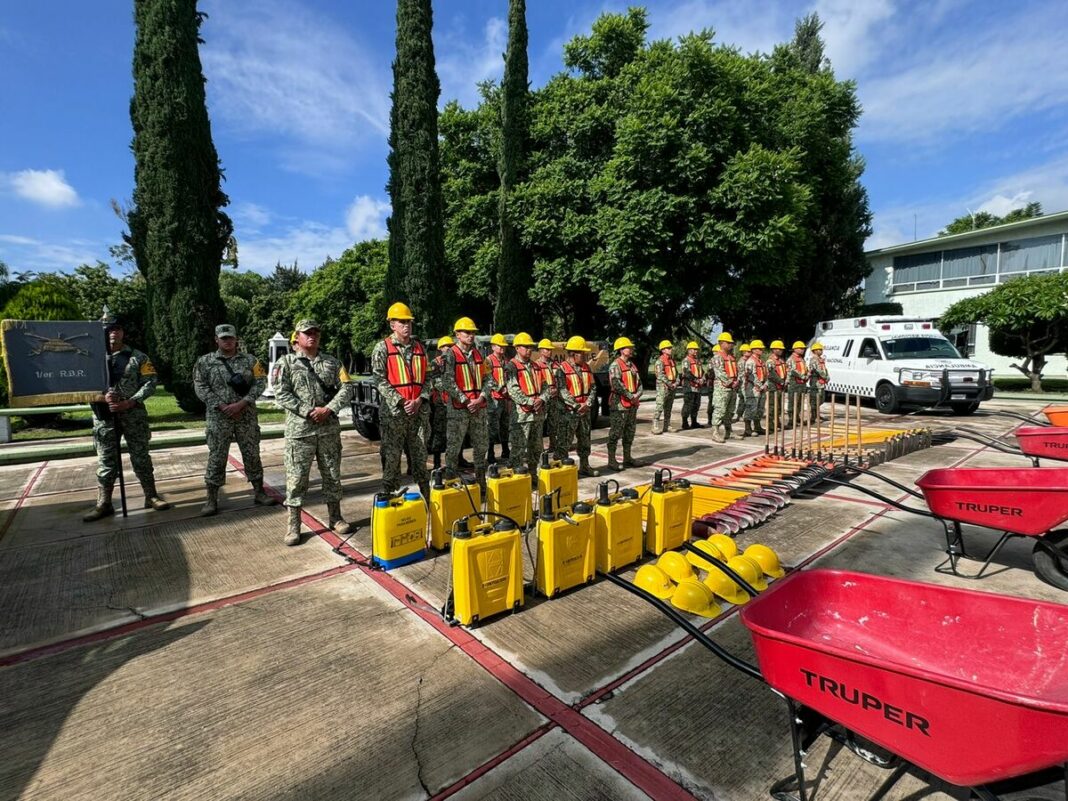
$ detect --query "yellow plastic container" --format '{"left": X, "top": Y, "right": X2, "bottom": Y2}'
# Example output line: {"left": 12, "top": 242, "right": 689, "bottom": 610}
{"left": 450, "top": 518, "right": 525, "bottom": 626}
{"left": 429, "top": 469, "right": 482, "bottom": 550}
{"left": 371, "top": 490, "right": 427, "bottom": 569}
{"left": 486, "top": 464, "right": 533, "bottom": 528}
{"left": 537, "top": 452, "right": 578, "bottom": 514}
{"left": 644, "top": 470, "right": 693, "bottom": 556}
{"left": 594, "top": 481, "right": 643, "bottom": 572}
{"left": 535, "top": 497, "right": 596, "bottom": 598}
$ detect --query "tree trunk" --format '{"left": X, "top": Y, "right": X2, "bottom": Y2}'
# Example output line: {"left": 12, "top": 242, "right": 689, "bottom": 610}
{"left": 1030, "top": 354, "right": 1046, "bottom": 392}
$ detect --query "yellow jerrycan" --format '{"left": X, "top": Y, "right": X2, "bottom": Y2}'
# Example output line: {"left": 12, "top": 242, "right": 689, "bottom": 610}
{"left": 644, "top": 469, "right": 693, "bottom": 556}
{"left": 429, "top": 468, "right": 481, "bottom": 550}
{"left": 486, "top": 464, "right": 532, "bottom": 528}
{"left": 537, "top": 451, "right": 578, "bottom": 513}
{"left": 535, "top": 495, "right": 596, "bottom": 598}
{"left": 594, "top": 480, "right": 643, "bottom": 572}
{"left": 448, "top": 514, "right": 524, "bottom": 626}
{"left": 371, "top": 489, "right": 427, "bottom": 569}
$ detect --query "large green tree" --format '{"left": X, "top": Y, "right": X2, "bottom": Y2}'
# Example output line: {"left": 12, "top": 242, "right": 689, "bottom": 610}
{"left": 386, "top": 0, "right": 450, "bottom": 334}
{"left": 127, "top": 0, "right": 232, "bottom": 413}
{"left": 939, "top": 201, "right": 1043, "bottom": 236}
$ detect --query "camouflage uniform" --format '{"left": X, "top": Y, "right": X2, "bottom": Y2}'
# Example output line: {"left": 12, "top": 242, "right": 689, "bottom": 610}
{"left": 535, "top": 355, "right": 559, "bottom": 454}
{"left": 426, "top": 350, "right": 449, "bottom": 463}
{"left": 274, "top": 351, "right": 355, "bottom": 508}
{"left": 733, "top": 354, "right": 749, "bottom": 421}
{"left": 371, "top": 334, "right": 431, "bottom": 497}
{"left": 786, "top": 354, "right": 809, "bottom": 428}
{"left": 679, "top": 355, "right": 704, "bottom": 428}
{"left": 743, "top": 354, "right": 768, "bottom": 432}
{"left": 553, "top": 360, "right": 595, "bottom": 463}
{"left": 765, "top": 355, "right": 788, "bottom": 433}
{"left": 808, "top": 352, "right": 829, "bottom": 423}
{"left": 443, "top": 344, "right": 492, "bottom": 490}
{"left": 91, "top": 346, "right": 160, "bottom": 494}
{"left": 485, "top": 351, "right": 511, "bottom": 462}
{"left": 506, "top": 357, "right": 550, "bottom": 474}
{"left": 193, "top": 350, "right": 268, "bottom": 489}
{"left": 709, "top": 351, "right": 741, "bottom": 441}
{"left": 652, "top": 355, "right": 678, "bottom": 434}
{"left": 606, "top": 356, "right": 642, "bottom": 464}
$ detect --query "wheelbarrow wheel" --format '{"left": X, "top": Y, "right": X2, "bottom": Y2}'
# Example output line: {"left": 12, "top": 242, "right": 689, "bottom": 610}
{"left": 1033, "top": 529, "right": 1068, "bottom": 591}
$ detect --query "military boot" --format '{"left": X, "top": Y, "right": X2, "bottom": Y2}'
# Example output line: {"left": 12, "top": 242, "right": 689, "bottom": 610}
{"left": 142, "top": 480, "right": 171, "bottom": 511}
{"left": 742, "top": 420, "right": 752, "bottom": 438}
{"left": 327, "top": 501, "right": 352, "bottom": 536}
{"left": 723, "top": 421, "right": 733, "bottom": 441}
{"left": 475, "top": 467, "right": 487, "bottom": 498}
{"left": 200, "top": 485, "right": 219, "bottom": 517}
{"left": 681, "top": 420, "right": 691, "bottom": 430}
{"left": 285, "top": 506, "right": 302, "bottom": 546}
{"left": 487, "top": 447, "right": 497, "bottom": 466}
{"left": 622, "top": 449, "right": 645, "bottom": 468}
{"left": 652, "top": 421, "right": 663, "bottom": 435}
{"left": 83, "top": 483, "right": 115, "bottom": 522}
{"left": 252, "top": 481, "right": 277, "bottom": 506}
{"left": 606, "top": 448, "right": 622, "bottom": 471}
{"left": 711, "top": 425, "right": 726, "bottom": 444}
{"left": 755, "top": 422, "right": 767, "bottom": 436}
{"left": 690, "top": 418, "right": 705, "bottom": 429}
{"left": 579, "top": 458, "right": 600, "bottom": 477}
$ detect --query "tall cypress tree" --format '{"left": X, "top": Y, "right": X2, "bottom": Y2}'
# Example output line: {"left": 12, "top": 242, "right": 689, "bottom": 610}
{"left": 127, "top": 0, "right": 231, "bottom": 413}
{"left": 386, "top": 0, "right": 450, "bottom": 335}
{"left": 494, "top": 0, "right": 535, "bottom": 332}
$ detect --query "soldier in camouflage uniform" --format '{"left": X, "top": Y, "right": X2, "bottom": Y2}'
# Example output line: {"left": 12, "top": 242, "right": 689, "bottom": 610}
{"left": 679, "top": 341, "right": 704, "bottom": 430}
{"left": 372, "top": 303, "right": 431, "bottom": 500}
{"left": 734, "top": 343, "right": 750, "bottom": 422}
{"left": 193, "top": 324, "right": 274, "bottom": 517}
{"left": 275, "top": 319, "right": 356, "bottom": 546}
{"left": 606, "top": 337, "right": 645, "bottom": 470}
{"left": 485, "top": 334, "right": 511, "bottom": 465}
{"left": 83, "top": 318, "right": 171, "bottom": 521}
{"left": 443, "top": 316, "right": 492, "bottom": 494}
{"left": 505, "top": 333, "right": 550, "bottom": 476}
{"left": 705, "top": 344, "right": 721, "bottom": 427}
{"left": 426, "top": 335, "right": 453, "bottom": 469}
{"left": 651, "top": 340, "right": 678, "bottom": 435}
{"left": 742, "top": 340, "right": 769, "bottom": 438}
{"left": 709, "top": 333, "right": 740, "bottom": 443}
{"left": 553, "top": 336, "right": 599, "bottom": 476}
{"left": 765, "top": 340, "right": 788, "bottom": 434}
{"left": 535, "top": 339, "right": 559, "bottom": 454}
{"left": 786, "top": 341, "right": 810, "bottom": 429}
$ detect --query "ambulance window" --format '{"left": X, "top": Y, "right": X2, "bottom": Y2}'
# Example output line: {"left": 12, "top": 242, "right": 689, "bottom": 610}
{"left": 842, "top": 340, "right": 853, "bottom": 357}
{"left": 859, "top": 338, "right": 881, "bottom": 360}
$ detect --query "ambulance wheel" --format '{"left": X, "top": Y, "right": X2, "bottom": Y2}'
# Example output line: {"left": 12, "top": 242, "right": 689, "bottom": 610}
{"left": 874, "top": 383, "right": 898, "bottom": 414}
{"left": 950, "top": 402, "right": 979, "bottom": 416}
{"left": 353, "top": 416, "right": 380, "bottom": 441}
{"left": 1033, "top": 530, "right": 1068, "bottom": 591}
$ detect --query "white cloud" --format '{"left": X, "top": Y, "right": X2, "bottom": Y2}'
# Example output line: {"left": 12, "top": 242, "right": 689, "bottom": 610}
{"left": 235, "top": 220, "right": 354, "bottom": 274}
{"left": 976, "top": 192, "right": 1033, "bottom": 217}
{"left": 437, "top": 16, "right": 507, "bottom": 108}
{"left": 6, "top": 169, "right": 80, "bottom": 208}
{"left": 232, "top": 201, "right": 272, "bottom": 233}
{"left": 812, "top": 0, "right": 896, "bottom": 78}
{"left": 0, "top": 233, "right": 97, "bottom": 271}
{"left": 344, "top": 195, "right": 390, "bottom": 240}
{"left": 651, "top": 0, "right": 788, "bottom": 54}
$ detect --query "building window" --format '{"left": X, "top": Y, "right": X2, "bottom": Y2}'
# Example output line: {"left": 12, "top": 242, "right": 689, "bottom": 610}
{"left": 892, "top": 252, "right": 940, "bottom": 286}
{"left": 945, "top": 324, "right": 977, "bottom": 357}
{"left": 942, "top": 244, "right": 997, "bottom": 279}
{"left": 999, "top": 234, "right": 1062, "bottom": 274}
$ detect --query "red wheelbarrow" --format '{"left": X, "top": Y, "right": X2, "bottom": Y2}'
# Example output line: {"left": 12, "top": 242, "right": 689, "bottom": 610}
{"left": 606, "top": 563, "right": 1068, "bottom": 799}
{"left": 1017, "top": 425, "right": 1068, "bottom": 463}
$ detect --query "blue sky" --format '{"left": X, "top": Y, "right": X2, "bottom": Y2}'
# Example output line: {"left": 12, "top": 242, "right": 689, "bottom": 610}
{"left": 3, "top": 0, "right": 1068, "bottom": 275}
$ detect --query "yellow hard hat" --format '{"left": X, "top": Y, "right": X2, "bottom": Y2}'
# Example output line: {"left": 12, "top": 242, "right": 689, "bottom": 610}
{"left": 512, "top": 332, "right": 536, "bottom": 347}
{"left": 739, "top": 344, "right": 750, "bottom": 353}
{"left": 613, "top": 336, "right": 635, "bottom": 351}
{"left": 658, "top": 551, "right": 699, "bottom": 584}
{"left": 769, "top": 340, "right": 786, "bottom": 350}
{"left": 685, "top": 539, "right": 727, "bottom": 572}
{"left": 686, "top": 341, "right": 699, "bottom": 350}
{"left": 713, "top": 344, "right": 721, "bottom": 353}
{"left": 792, "top": 340, "right": 807, "bottom": 350}
{"left": 454, "top": 316, "right": 478, "bottom": 333}
{"left": 707, "top": 533, "right": 738, "bottom": 561}
{"left": 717, "top": 332, "right": 734, "bottom": 343}
{"left": 750, "top": 339, "right": 766, "bottom": 350}
{"left": 743, "top": 544, "right": 786, "bottom": 579}
{"left": 704, "top": 566, "right": 752, "bottom": 606}
{"left": 670, "top": 579, "right": 723, "bottom": 618}
{"left": 565, "top": 335, "right": 590, "bottom": 352}
{"left": 386, "top": 301, "right": 415, "bottom": 321}
{"left": 728, "top": 555, "right": 768, "bottom": 592}
{"left": 634, "top": 564, "right": 674, "bottom": 599}
{"left": 437, "top": 335, "right": 454, "bottom": 349}
{"left": 811, "top": 341, "right": 824, "bottom": 351}
{"left": 658, "top": 339, "right": 673, "bottom": 350}
{"left": 490, "top": 333, "right": 508, "bottom": 347}
{"left": 537, "top": 338, "right": 553, "bottom": 350}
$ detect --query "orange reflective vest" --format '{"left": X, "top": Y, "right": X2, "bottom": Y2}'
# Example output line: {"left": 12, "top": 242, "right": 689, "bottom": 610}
{"left": 721, "top": 354, "right": 738, "bottom": 380}
{"left": 535, "top": 358, "right": 555, "bottom": 393}
{"left": 384, "top": 338, "right": 427, "bottom": 402}
{"left": 560, "top": 360, "right": 593, "bottom": 403}
{"left": 614, "top": 357, "right": 641, "bottom": 409}
{"left": 660, "top": 355, "right": 677, "bottom": 382}
{"left": 510, "top": 357, "right": 543, "bottom": 412}
{"left": 812, "top": 356, "right": 827, "bottom": 386}
{"left": 790, "top": 354, "right": 809, "bottom": 384}
{"left": 770, "top": 357, "right": 788, "bottom": 383}
{"left": 686, "top": 355, "right": 703, "bottom": 380}
{"left": 451, "top": 344, "right": 484, "bottom": 408}
{"left": 750, "top": 359, "right": 767, "bottom": 384}
{"left": 487, "top": 352, "right": 508, "bottom": 399}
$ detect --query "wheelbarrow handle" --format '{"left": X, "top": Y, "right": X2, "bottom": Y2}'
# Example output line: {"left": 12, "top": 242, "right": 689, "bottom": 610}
{"left": 680, "top": 541, "right": 762, "bottom": 598}
{"left": 823, "top": 477, "right": 936, "bottom": 517}
{"left": 599, "top": 570, "right": 763, "bottom": 682}
{"left": 839, "top": 465, "right": 924, "bottom": 499}
{"left": 950, "top": 427, "right": 1025, "bottom": 456}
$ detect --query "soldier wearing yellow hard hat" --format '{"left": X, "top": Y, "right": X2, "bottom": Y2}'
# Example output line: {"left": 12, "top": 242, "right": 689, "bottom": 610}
{"left": 505, "top": 333, "right": 550, "bottom": 477}
{"left": 679, "top": 340, "right": 704, "bottom": 429}
{"left": 535, "top": 338, "right": 559, "bottom": 454}
{"left": 553, "top": 336, "right": 600, "bottom": 476}
{"left": 485, "top": 333, "right": 511, "bottom": 465}
{"left": 733, "top": 343, "right": 751, "bottom": 424}
{"left": 708, "top": 331, "right": 740, "bottom": 443}
{"left": 786, "top": 340, "right": 810, "bottom": 430}
{"left": 742, "top": 340, "right": 768, "bottom": 438}
{"left": 606, "top": 337, "right": 644, "bottom": 470}
{"left": 442, "top": 316, "right": 491, "bottom": 492}
{"left": 765, "top": 340, "right": 788, "bottom": 434}
{"left": 373, "top": 301, "right": 431, "bottom": 500}
{"left": 426, "top": 335, "right": 454, "bottom": 469}
{"left": 652, "top": 339, "right": 678, "bottom": 435}
{"left": 808, "top": 341, "right": 829, "bottom": 423}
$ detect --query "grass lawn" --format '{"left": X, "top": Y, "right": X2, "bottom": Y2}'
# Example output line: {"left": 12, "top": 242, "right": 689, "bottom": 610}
{"left": 12, "top": 391, "right": 286, "bottom": 441}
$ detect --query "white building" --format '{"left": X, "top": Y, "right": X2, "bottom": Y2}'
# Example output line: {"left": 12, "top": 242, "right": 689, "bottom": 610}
{"left": 864, "top": 211, "right": 1068, "bottom": 379}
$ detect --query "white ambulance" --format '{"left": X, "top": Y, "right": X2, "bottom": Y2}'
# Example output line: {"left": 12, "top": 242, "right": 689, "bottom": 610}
{"left": 812, "top": 316, "right": 994, "bottom": 415}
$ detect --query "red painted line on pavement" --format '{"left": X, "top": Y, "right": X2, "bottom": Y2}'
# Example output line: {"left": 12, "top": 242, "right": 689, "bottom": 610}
{"left": 0, "top": 563, "right": 359, "bottom": 667}
{"left": 0, "top": 460, "right": 47, "bottom": 543}
{"left": 429, "top": 723, "right": 556, "bottom": 799}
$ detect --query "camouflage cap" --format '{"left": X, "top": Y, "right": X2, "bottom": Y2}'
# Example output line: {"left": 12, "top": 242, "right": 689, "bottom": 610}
{"left": 294, "top": 319, "right": 321, "bottom": 332}
{"left": 215, "top": 324, "right": 237, "bottom": 338}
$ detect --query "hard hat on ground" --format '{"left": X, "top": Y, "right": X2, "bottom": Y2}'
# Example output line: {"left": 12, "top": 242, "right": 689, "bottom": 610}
{"left": 769, "top": 340, "right": 786, "bottom": 350}
{"left": 634, "top": 564, "right": 675, "bottom": 599}
{"left": 613, "top": 337, "right": 635, "bottom": 351}
{"left": 386, "top": 302, "right": 415, "bottom": 321}
{"left": 686, "top": 341, "right": 699, "bottom": 350}
{"left": 454, "top": 317, "right": 478, "bottom": 333}
{"left": 728, "top": 555, "right": 768, "bottom": 592}
{"left": 707, "top": 533, "right": 738, "bottom": 561}
{"left": 658, "top": 551, "right": 699, "bottom": 584}
{"left": 750, "top": 339, "right": 766, "bottom": 350}
{"left": 565, "top": 336, "right": 591, "bottom": 352}
{"left": 670, "top": 579, "right": 723, "bottom": 618}
{"left": 685, "top": 539, "right": 727, "bottom": 572}
{"left": 538, "top": 338, "right": 553, "bottom": 350}
{"left": 513, "top": 332, "right": 536, "bottom": 347}
{"left": 717, "top": 332, "right": 734, "bottom": 343}
{"left": 812, "top": 342, "right": 824, "bottom": 351}
{"left": 704, "top": 565, "right": 752, "bottom": 606}
{"left": 792, "top": 340, "right": 807, "bottom": 350}
{"left": 490, "top": 333, "right": 508, "bottom": 347}
{"left": 739, "top": 344, "right": 750, "bottom": 353}
{"left": 658, "top": 339, "right": 673, "bottom": 350}
{"left": 437, "top": 335, "right": 454, "bottom": 349}
{"left": 743, "top": 544, "right": 786, "bottom": 579}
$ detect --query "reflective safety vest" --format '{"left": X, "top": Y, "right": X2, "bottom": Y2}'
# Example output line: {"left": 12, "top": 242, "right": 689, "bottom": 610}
{"left": 790, "top": 354, "right": 809, "bottom": 384}
{"left": 660, "top": 355, "right": 677, "bottom": 383}
{"left": 750, "top": 358, "right": 767, "bottom": 384}
{"left": 770, "top": 357, "right": 788, "bottom": 383}
{"left": 560, "top": 360, "right": 593, "bottom": 403}
{"left": 384, "top": 338, "right": 427, "bottom": 402}
{"left": 811, "top": 356, "right": 828, "bottom": 386}
{"left": 510, "top": 357, "right": 543, "bottom": 412}
{"left": 686, "top": 355, "right": 703, "bottom": 380}
{"left": 451, "top": 344, "right": 484, "bottom": 408}
{"left": 535, "top": 358, "right": 555, "bottom": 393}
{"left": 721, "top": 354, "right": 738, "bottom": 380}
{"left": 487, "top": 352, "right": 508, "bottom": 399}
{"left": 614, "top": 357, "right": 641, "bottom": 409}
